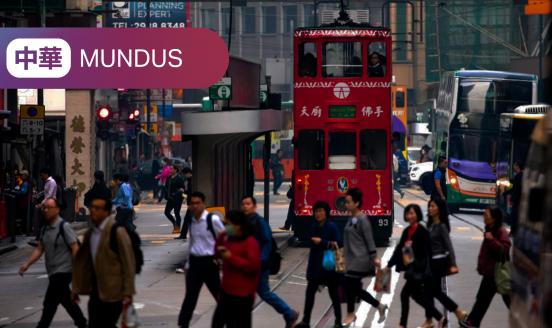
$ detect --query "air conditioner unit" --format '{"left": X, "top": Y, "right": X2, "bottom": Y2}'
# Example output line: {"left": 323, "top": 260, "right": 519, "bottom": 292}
{"left": 319, "top": 9, "right": 370, "bottom": 25}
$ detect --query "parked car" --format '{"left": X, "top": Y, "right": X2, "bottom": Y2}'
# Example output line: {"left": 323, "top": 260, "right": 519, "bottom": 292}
{"left": 409, "top": 161, "right": 433, "bottom": 184}
{"left": 407, "top": 146, "right": 421, "bottom": 166}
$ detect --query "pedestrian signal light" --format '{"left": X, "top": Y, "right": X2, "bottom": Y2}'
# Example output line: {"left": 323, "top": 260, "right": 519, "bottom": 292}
{"left": 133, "top": 109, "right": 140, "bottom": 118}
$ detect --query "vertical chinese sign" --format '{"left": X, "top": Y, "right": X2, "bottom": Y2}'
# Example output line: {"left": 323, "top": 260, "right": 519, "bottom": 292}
{"left": 65, "top": 90, "right": 95, "bottom": 211}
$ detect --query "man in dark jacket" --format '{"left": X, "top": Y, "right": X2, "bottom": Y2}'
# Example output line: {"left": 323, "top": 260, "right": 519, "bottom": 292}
{"left": 241, "top": 196, "right": 299, "bottom": 328}
{"left": 176, "top": 168, "right": 193, "bottom": 240}
{"left": 84, "top": 171, "right": 111, "bottom": 208}
{"left": 164, "top": 164, "right": 185, "bottom": 234}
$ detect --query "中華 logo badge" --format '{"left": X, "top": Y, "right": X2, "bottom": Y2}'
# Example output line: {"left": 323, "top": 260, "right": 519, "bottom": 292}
{"left": 6, "top": 38, "right": 71, "bottom": 78}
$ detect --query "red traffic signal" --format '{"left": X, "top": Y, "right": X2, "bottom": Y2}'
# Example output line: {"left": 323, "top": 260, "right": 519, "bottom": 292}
{"left": 96, "top": 105, "right": 112, "bottom": 121}
{"left": 133, "top": 109, "right": 140, "bottom": 118}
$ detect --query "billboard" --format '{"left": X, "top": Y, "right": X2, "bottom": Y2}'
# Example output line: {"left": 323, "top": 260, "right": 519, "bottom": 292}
{"left": 106, "top": 1, "right": 186, "bottom": 28}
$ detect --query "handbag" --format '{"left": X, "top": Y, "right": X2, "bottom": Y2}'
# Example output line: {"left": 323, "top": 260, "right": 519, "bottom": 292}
{"left": 322, "top": 249, "right": 336, "bottom": 271}
{"left": 495, "top": 249, "right": 511, "bottom": 295}
{"left": 374, "top": 267, "right": 392, "bottom": 293}
{"left": 334, "top": 247, "right": 345, "bottom": 273}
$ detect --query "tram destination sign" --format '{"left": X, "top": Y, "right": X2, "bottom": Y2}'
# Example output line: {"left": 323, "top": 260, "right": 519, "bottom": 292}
{"left": 329, "top": 105, "right": 356, "bottom": 118}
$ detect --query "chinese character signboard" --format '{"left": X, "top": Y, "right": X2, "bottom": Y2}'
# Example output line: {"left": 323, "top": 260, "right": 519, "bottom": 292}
{"left": 0, "top": 28, "right": 228, "bottom": 89}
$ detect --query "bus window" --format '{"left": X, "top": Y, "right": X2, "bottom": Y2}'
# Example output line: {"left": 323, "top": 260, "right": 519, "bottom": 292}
{"left": 298, "top": 42, "right": 317, "bottom": 77}
{"left": 395, "top": 90, "right": 405, "bottom": 107}
{"left": 322, "top": 42, "right": 362, "bottom": 77}
{"left": 297, "top": 130, "right": 324, "bottom": 170}
{"left": 360, "top": 130, "right": 387, "bottom": 170}
{"left": 368, "top": 42, "right": 386, "bottom": 77}
{"left": 328, "top": 131, "right": 356, "bottom": 169}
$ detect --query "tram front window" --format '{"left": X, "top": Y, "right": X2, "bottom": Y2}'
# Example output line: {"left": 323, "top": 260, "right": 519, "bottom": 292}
{"left": 329, "top": 131, "right": 356, "bottom": 170}
{"left": 297, "top": 130, "right": 324, "bottom": 170}
{"left": 298, "top": 42, "right": 317, "bottom": 77}
{"left": 322, "top": 42, "right": 362, "bottom": 77}
{"left": 360, "top": 130, "right": 387, "bottom": 170}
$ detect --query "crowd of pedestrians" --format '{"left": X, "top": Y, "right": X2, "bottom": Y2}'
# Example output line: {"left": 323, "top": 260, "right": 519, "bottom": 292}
{"left": 14, "top": 163, "right": 514, "bottom": 328}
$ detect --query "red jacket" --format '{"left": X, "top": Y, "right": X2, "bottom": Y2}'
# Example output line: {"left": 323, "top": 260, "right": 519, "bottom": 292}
{"left": 216, "top": 234, "right": 261, "bottom": 298}
{"left": 477, "top": 225, "right": 511, "bottom": 277}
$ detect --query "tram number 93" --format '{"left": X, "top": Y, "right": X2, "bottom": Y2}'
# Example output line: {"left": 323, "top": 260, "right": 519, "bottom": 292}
{"left": 378, "top": 218, "right": 390, "bottom": 227}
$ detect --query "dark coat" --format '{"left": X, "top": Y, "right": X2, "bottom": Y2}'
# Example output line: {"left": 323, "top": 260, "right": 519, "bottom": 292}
{"left": 164, "top": 174, "right": 185, "bottom": 202}
{"left": 477, "top": 225, "right": 511, "bottom": 277}
{"left": 83, "top": 182, "right": 111, "bottom": 208}
{"left": 306, "top": 220, "right": 342, "bottom": 281}
{"left": 388, "top": 224, "right": 432, "bottom": 280}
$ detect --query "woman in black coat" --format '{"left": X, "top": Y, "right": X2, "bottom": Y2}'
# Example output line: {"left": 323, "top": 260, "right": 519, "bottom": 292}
{"left": 296, "top": 201, "right": 342, "bottom": 328}
{"left": 387, "top": 204, "right": 444, "bottom": 328}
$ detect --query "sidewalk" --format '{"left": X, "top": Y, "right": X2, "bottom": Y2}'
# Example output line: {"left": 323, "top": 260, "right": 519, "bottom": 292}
{"left": 0, "top": 221, "right": 88, "bottom": 256}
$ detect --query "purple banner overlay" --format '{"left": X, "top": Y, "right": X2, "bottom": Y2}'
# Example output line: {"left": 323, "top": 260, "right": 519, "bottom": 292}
{"left": 0, "top": 28, "right": 229, "bottom": 88}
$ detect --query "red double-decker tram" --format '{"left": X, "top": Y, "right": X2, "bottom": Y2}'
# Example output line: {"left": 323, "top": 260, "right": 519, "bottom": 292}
{"left": 292, "top": 21, "right": 394, "bottom": 245}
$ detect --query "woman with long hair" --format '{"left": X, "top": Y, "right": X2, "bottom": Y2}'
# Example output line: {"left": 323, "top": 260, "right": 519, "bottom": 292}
{"left": 212, "top": 210, "right": 261, "bottom": 328}
{"left": 460, "top": 207, "right": 511, "bottom": 328}
{"left": 342, "top": 188, "right": 388, "bottom": 326}
{"left": 296, "top": 201, "right": 343, "bottom": 328}
{"left": 425, "top": 198, "right": 467, "bottom": 328}
{"left": 387, "top": 204, "right": 444, "bottom": 328}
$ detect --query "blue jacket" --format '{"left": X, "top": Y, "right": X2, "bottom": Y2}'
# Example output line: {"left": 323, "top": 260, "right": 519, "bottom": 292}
{"left": 307, "top": 220, "right": 342, "bottom": 280}
{"left": 250, "top": 213, "right": 272, "bottom": 270}
{"left": 113, "top": 182, "right": 133, "bottom": 209}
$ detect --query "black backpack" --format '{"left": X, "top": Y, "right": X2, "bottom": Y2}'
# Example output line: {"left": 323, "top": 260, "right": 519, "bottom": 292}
{"left": 268, "top": 236, "right": 282, "bottom": 275}
{"left": 421, "top": 171, "right": 435, "bottom": 195}
{"left": 110, "top": 223, "right": 144, "bottom": 274}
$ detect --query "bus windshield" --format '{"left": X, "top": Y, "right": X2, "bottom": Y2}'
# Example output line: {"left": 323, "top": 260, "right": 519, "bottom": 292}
{"left": 457, "top": 79, "right": 533, "bottom": 114}
{"left": 449, "top": 133, "right": 497, "bottom": 163}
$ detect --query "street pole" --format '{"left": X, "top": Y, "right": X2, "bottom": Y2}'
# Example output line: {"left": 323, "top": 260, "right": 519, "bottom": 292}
{"left": 539, "top": 14, "right": 543, "bottom": 101}
{"left": 263, "top": 132, "right": 271, "bottom": 222}
{"left": 146, "top": 0, "right": 151, "bottom": 158}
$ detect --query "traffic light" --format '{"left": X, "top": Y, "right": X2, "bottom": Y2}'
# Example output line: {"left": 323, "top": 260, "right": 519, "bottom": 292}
{"left": 127, "top": 109, "right": 141, "bottom": 138}
{"left": 96, "top": 105, "right": 112, "bottom": 140}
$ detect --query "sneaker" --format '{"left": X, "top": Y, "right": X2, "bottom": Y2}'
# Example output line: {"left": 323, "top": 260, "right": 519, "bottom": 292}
{"left": 377, "top": 304, "right": 388, "bottom": 323}
{"left": 285, "top": 310, "right": 299, "bottom": 328}
{"left": 176, "top": 268, "right": 185, "bottom": 274}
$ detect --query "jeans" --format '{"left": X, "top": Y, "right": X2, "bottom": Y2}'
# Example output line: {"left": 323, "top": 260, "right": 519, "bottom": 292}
{"left": 37, "top": 272, "right": 87, "bottom": 328}
{"left": 400, "top": 279, "right": 442, "bottom": 326}
{"left": 88, "top": 289, "right": 122, "bottom": 328}
{"left": 212, "top": 292, "right": 254, "bottom": 328}
{"left": 302, "top": 277, "right": 341, "bottom": 325}
{"left": 344, "top": 275, "right": 380, "bottom": 313}
{"left": 178, "top": 256, "right": 220, "bottom": 327}
{"left": 272, "top": 168, "right": 283, "bottom": 194}
{"left": 467, "top": 275, "right": 510, "bottom": 326}
{"left": 257, "top": 269, "right": 294, "bottom": 321}
{"left": 164, "top": 198, "right": 183, "bottom": 228}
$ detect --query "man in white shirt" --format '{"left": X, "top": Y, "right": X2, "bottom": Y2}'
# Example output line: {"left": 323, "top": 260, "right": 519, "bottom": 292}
{"left": 177, "top": 191, "right": 224, "bottom": 328}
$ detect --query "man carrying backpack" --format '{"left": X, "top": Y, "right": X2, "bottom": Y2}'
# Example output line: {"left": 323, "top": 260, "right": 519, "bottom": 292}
{"left": 178, "top": 191, "right": 225, "bottom": 328}
{"left": 241, "top": 196, "right": 299, "bottom": 328}
{"left": 432, "top": 156, "right": 448, "bottom": 201}
{"left": 72, "top": 195, "right": 136, "bottom": 328}
{"left": 19, "top": 197, "right": 87, "bottom": 328}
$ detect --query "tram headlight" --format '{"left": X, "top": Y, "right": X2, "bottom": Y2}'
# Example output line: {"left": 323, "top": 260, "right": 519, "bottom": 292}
{"left": 496, "top": 178, "right": 511, "bottom": 188}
